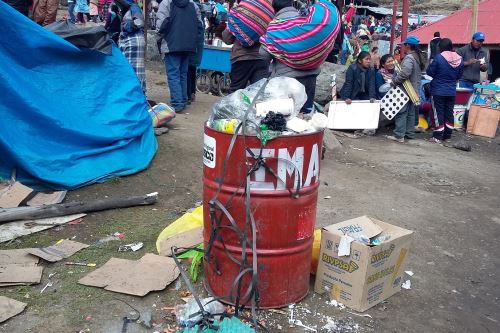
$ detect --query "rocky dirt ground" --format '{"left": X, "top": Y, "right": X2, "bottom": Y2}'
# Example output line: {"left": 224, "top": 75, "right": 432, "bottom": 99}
{"left": 1, "top": 61, "right": 499, "bottom": 333}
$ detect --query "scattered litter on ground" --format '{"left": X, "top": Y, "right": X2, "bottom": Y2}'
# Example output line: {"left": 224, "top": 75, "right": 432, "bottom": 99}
{"left": 139, "top": 310, "right": 152, "bottom": 328}
{"left": 322, "top": 317, "right": 338, "bottom": 331}
{"left": 0, "top": 250, "right": 43, "bottom": 286}
{"left": 118, "top": 242, "right": 144, "bottom": 252}
{"left": 323, "top": 196, "right": 332, "bottom": 199}
{"left": 156, "top": 206, "right": 203, "bottom": 255}
{"left": 40, "top": 281, "right": 53, "bottom": 293}
{"left": 67, "top": 218, "right": 85, "bottom": 225}
{"left": 180, "top": 317, "right": 255, "bottom": 333}
{"left": 159, "top": 228, "right": 202, "bottom": 257}
{"left": 65, "top": 262, "right": 96, "bottom": 267}
{"left": 0, "top": 181, "right": 33, "bottom": 208}
{"left": 401, "top": 280, "right": 412, "bottom": 290}
{"left": 0, "top": 296, "right": 27, "bottom": 323}
{"left": 290, "top": 319, "right": 317, "bottom": 331}
{"left": 84, "top": 315, "right": 93, "bottom": 321}
{"left": 175, "top": 245, "right": 204, "bottom": 282}
{"left": 0, "top": 214, "right": 86, "bottom": 243}
{"left": 78, "top": 253, "right": 180, "bottom": 296}
{"left": 28, "top": 239, "right": 89, "bottom": 262}
{"left": 175, "top": 279, "right": 182, "bottom": 290}
{"left": 98, "top": 232, "right": 125, "bottom": 243}
{"left": 27, "top": 191, "right": 67, "bottom": 207}
{"left": 0, "top": 248, "right": 39, "bottom": 265}
{"left": 350, "top": 146, "right": 366, "bottom": 151}
{"left": 405, "top": 271, "right": 414, "bottom": 276}
{"left": 268, "top": 309, "right": 287, "bottom": 315}
{"left": 346, "top": 311, "right": 373, "bottom": 318}
{"left": 326, "top": 299, "right": 346, "bottom": 310}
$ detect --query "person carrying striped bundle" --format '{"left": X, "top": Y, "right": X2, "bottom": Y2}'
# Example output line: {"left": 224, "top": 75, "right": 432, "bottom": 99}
{"left": 259, "top": 0, "right": 341, "bottom": 114}
{"left": 222, "top": 0, "right": 275, "bottom": 92}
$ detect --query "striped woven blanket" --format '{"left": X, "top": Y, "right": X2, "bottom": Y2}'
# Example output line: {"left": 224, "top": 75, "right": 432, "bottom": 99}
{"left": 260, "top": 1, "right": 341, "bottom": 70}
{"left": 227, "top": 0, "right": 274, "bottom": 47}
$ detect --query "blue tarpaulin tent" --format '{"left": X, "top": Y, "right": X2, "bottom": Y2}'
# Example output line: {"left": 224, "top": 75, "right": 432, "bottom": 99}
{"left": 0, "top": 1, "right": 157, "bottom": 190}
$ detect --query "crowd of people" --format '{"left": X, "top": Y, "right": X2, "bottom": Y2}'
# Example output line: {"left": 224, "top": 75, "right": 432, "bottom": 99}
{"left": 4, "top": 0, "right": 491, "bottom": 144}
{"left": 337, "top": 30, "right": 490, "bottom": 144}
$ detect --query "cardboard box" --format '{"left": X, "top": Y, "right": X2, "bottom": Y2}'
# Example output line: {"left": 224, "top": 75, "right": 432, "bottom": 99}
{"left": 467, "top": 105, "right": 500, "bottom": 138}
{"left": 314, "top": 216, "right": 413, "bottom": 312}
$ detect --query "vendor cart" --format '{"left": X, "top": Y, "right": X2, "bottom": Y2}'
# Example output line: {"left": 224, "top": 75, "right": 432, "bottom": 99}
{"left": 197, "top": 45, "right": 232, "bottom": 96}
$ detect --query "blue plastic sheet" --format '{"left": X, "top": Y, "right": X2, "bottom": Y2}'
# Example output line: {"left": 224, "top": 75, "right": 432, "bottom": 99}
{"left": 0, "top": 2, "right": 157, "bottom": 190}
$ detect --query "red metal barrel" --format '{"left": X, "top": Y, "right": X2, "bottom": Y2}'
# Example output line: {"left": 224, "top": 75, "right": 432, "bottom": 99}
{"left": 202, "top": 126, "right": 323, "bottom": 308}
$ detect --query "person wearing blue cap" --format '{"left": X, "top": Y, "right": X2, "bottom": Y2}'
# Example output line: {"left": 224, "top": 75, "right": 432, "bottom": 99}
{"left": 386, "top": 35, "right": 425, "bottom": 143}
{"left": 456, "top": 32, "right": 489, "bottom": 87}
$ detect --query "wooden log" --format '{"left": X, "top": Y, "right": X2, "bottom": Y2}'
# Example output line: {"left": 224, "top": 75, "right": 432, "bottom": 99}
{"left": 0, "top": 192, "right": 158, "bottom": 224}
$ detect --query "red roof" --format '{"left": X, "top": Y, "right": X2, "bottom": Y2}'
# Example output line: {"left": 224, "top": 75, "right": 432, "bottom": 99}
{"left": 401, "top": 0, "right": 500, "bottom": 45}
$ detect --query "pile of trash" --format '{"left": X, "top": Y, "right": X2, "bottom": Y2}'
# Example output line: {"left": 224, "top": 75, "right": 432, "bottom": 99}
{"left": 207, "top": 77, "right": 328, "bottom": 142}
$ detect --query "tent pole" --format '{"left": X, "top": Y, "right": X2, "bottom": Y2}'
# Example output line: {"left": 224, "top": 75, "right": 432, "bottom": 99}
{"left": 390, "top": 0, "right": 398, "bottom": 54}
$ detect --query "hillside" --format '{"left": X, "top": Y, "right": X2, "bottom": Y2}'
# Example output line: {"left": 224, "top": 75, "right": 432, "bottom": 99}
{"left": 376, "top": 0, "right": 467, "bottom": 14}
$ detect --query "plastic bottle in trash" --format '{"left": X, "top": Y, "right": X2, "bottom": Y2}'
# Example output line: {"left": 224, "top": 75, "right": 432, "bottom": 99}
{"left": 212, "top": 119, "right": 241, "bottom": 133}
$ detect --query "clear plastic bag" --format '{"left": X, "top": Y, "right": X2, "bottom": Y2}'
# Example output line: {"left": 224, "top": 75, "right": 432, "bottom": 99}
{"left": 208, "top": 77, "right": 307, "bottom": 133}
{"left": 175, "top": 297, "right": 226, "bottom": 327}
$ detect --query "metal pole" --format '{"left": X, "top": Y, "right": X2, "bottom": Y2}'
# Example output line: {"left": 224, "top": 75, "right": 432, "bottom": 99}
{"left": 401, "top": 0, "right": 409, "bottom": 41}
{"left": 471, "top": 0, "right": 479, "bottom": 33}
{"left": 390, "top": 0, "right": 398, "bottom": 54}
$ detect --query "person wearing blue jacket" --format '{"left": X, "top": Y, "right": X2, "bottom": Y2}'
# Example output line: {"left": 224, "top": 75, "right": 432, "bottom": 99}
{"left": 426, "top": 38, "right": 464, "bottom": 143}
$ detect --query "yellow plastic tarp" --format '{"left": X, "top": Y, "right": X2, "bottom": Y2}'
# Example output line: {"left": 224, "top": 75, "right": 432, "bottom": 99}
{"left": 156, "top": 205, "right": 204, "bottom": 254}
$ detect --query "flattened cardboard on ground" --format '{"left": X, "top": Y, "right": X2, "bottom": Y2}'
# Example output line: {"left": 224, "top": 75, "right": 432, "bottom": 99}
{"left": 78, "top": 253, "right": 180, "bottom": 296}
{"left": 0, "top": 249, "right": 38, "bottom": 265}
{"left": 0, "top": 264, "right": 43, "bottom": 286}
{"left": 27, "top": 191, "right": 67, "bottom": 206}
{"left": 0, "top": 182, "right": 33, "bottom": 208}
{"left": 0, "top": 214, "right": 86, "bottom": 243}
{"left": 28, "top": 240, "right": 89, "bottom": 262}
{"left": 0, "top": 296, "right": 27, "bottom": 323}
{"left": 314, "top": 216, "right": 413, "bottom": 312}
{"left": 159, "top": 227, "right": 203, "bottom": 256}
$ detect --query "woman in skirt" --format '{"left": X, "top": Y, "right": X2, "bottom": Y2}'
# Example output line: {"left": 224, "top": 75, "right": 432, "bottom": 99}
{"left": 116, "top": 0, "right": 146, "bottom": 93}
